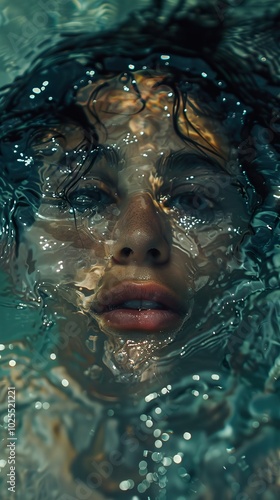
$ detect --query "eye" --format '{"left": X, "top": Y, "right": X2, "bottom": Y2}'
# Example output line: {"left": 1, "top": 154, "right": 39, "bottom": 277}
{"left": 169, "top": 192, "right": 214, "bottom": 213}
{"left": 165, "top": 185, "right": 215, "bottom": 215}
{"left": 38, "top": 195, "right": 69, "bottom": 220}
{"left": 68, "top": 185, "right": 114, "bottom": 213}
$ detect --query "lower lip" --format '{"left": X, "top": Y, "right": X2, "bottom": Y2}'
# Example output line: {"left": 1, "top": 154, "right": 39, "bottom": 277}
{"left": 99, "top": 308, "right": 183, "bottom": 333}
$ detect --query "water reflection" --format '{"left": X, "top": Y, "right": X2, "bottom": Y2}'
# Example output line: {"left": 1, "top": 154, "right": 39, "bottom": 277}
{"left": 1, "top": 2, "right": 280, "bottom": 499}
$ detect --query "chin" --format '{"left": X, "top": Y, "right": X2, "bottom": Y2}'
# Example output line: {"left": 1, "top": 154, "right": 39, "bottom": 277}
{"left": 101, "top": 333, "right": 174, "bottom": 384}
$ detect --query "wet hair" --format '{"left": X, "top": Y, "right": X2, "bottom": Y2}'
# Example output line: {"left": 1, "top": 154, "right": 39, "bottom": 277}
{"left": 0, "top": 28, "right": 277, "bottom": 245}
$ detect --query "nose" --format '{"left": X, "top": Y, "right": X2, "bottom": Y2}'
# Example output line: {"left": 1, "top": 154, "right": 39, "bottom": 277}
{"left": 111, "top": 193, "right": 171, "bottom": 265}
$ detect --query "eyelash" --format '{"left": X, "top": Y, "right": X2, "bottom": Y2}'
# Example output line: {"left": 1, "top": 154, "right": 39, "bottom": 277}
{"left": 67, "top": 186, "right": 115, "bottom": 213}
{"left": 163, "top": 186, "right": 215, "bottom": 215}
{"left": 44, "top": 183, "right": 217, "bottom": 222}
{"left": 40, "top": 184, "right": 115, "bottom": 219}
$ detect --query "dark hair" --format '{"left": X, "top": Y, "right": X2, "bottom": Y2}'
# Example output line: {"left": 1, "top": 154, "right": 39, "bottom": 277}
{"left": 0, "top": 27, "right": 277, "bottom": 246}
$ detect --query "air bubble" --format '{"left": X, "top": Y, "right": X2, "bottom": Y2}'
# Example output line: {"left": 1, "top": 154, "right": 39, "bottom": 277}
{"left": 155, "top": 440, "right": 162, "bottom": 448}
{"left": 139, "top": 460, "right": 147, "bottom": 470}
{"left": 119, "top": 479, "right": 134, "bottom": 491}
{"left": 151, "top": 452, "right": 163, "bottom": 462}
{"left": 173, "top": 454, "right": 183, "bottom": 464}
{"left": 162, "top": 457, "right": 172, "bottom": 466}
{"left": 161, "top": 433, "right": 170, "bottom": 442}
{"left": 145, "top": 392, "right": 157, "bottom": 402}
{"left": 137, "top": 483, "right": 147, "bottom": 493}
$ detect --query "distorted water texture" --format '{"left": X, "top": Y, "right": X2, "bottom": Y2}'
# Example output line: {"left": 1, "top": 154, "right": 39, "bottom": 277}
{"left": 1, "top": 1, "right": 280, "bottom": 499}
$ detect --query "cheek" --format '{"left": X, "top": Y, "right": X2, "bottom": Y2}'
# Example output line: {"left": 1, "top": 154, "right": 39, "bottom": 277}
{"left": 20, "top": 219, "right": 111, "bottom": 287}
{"left": 173, "top": 215, "right": 248, "bottom": 287}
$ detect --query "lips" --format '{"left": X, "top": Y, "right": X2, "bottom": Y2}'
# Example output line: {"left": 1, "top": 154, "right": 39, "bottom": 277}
{"left": 92, "top": 281, "right": 187, "bottom": 334}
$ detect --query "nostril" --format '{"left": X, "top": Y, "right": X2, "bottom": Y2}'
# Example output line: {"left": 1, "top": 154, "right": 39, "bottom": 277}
{"left": 149, "top": 248, "right": 161, "bottom": 259}
{"left": 121, "top": 247, "right": 133, "bottom": 257}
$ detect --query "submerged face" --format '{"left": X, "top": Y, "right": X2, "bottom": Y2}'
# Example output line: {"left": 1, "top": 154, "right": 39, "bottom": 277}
{"left": 12, "top": 70, "right": 253, "bottom": 387}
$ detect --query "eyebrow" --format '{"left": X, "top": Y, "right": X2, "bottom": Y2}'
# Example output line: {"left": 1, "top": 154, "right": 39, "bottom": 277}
{"left": 47, "top": 144, "right": 121, "bottom": 194}
{"left": 68, "top": 144, "right": 121, "bottom": 182}
{"left": 71, "top": 145, "right": 227, "bottom": 181}
{"left": 88, "top": 144, "right": 121, "bottom": 170}
{"left": 156, "top": 150, "right": 228, "bottom": 178}
{"left": 94, "top": 147, "right": 226, "bottom": 174}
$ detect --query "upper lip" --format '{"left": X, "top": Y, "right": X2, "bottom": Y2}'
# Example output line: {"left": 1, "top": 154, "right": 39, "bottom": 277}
{"left": 92, "top": 281, "right": 186, "bottom": 314}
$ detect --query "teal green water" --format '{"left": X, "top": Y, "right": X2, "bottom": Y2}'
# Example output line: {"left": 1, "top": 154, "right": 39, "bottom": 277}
{"left": 0, "top": 1, "right": 280, "bottom": 499}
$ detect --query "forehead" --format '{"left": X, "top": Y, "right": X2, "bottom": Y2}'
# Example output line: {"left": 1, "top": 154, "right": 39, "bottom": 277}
{"left": 29, "top": 67, "right": 245, "bottom": 190}
{"left": 75, "top": 70, "right": 230, "bottom": 160}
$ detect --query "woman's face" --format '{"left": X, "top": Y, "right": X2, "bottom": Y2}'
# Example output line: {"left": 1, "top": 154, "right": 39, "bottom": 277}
{"left": 17, "top": 71, "right": 252, "bottom": 384}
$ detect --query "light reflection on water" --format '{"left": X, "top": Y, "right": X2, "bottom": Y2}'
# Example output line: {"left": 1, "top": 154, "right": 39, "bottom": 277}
{"left": 1, "top": 1, "right": 280, "bottom": 499}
